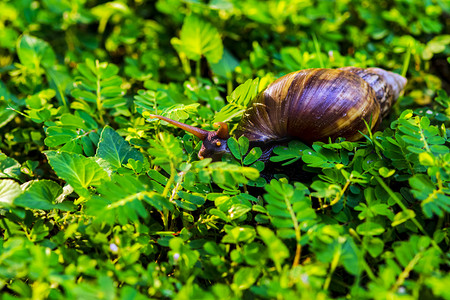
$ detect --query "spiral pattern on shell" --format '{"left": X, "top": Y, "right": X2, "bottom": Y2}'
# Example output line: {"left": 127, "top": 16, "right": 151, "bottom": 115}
{"left": 236, "top": 68, "right": 407, "bottom": 144}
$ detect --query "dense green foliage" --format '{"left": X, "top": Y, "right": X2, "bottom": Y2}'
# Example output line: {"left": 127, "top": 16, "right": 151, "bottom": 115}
{"left": 1, "top": 0, "right": 449, "bottom": 299}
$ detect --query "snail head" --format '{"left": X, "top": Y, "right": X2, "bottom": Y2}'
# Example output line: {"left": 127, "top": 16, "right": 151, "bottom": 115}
{"left": 148, "top": 114, "right": 230, "bottom": 160}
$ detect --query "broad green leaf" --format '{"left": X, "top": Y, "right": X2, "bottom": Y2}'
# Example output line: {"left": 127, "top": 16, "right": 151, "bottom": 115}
{"left": 81, "top": 136, "right": 95, "bottom": 156}
{"left": 0, "top": 154, "right": 23, "bottom": 181}
{"left": 44, "top": 127, "right": 79, "bottom": 147}
{"left": 14, "top": 180, "right": 62, "bottom": 210}
{"left": 96, "top": 126, "right": 144, "bottom": 170}
{"left": 14, "top": 180, "right": 74, "bottom": 211}
{"left": 0, "top": 82, "right": 18, "bottom": 128}
{"left": 174, "top": 15, "right": 223, "bottom": 63}
{"left": 210, "top": 48, "right": 239, "bottom": 79}
{"left": 0, "top": 179, "right": 22, "bottom": 208}
{"left": 45, "top": 151, "right": 109, "bottom": 198}
{"left": 17, "top": 35, "right": 56, "bottom": 68}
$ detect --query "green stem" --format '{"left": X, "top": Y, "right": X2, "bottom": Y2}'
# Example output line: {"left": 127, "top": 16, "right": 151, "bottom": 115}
{"left": 391, "top": 253, "right": 422, "bottom": 292}
{"left": 162, "top": 161, "right": 177, "bottom": 230}
{"left": 285, "top": 193, "right": 301, "bottom": 268}
{"left": 227, "top": 79, "right": 233, "bottom": 96}
{"left": 195, "top": 60, "right": 201, "bottom": 79}
{"left": 374, "top": 176, "right": 442, "bottom": 253}
{"left": 348, "top": 228, "right": 377, "bottom": 282}
{"left": 324, "top": 248, "right": 340, "bottom": 290}
{"left": 417, "top": 117, "right": 431, "bottom": 152}
{"left": 401, "top": 42, "right": 412, "bottom": 78}
{"left": 95, "top": 60, "right": 105, "bottom": 125}
{"left": 312, "top": 33, "right": 324, "bottom": 68}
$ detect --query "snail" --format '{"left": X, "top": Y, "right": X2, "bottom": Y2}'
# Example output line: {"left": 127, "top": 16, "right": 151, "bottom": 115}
{"left": 148, "top": 67, "right": 407, "bottom": 161}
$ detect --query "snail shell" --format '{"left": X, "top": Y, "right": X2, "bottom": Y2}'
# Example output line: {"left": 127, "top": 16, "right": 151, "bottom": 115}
{"left": 236, "top": 67, "right": 407, "bottom": 145}
{"left": 148, "top": 67, "right": 407, "bottom": 160}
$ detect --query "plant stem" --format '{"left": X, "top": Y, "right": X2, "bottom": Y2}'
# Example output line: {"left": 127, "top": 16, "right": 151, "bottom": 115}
{"left": 284, "top": 192, "right": 302, "bottom": 268}
{"left": 390, "top": 252, "right": 422, "bottom": 292}
{"left": 324, "top": 248, "right": 340, "bottom": 291}
{"left": 195, "top": 60, "right": 201, "bottom": 79}
{"left": 95, "top": 60, "right": 104, "bottom": 125}
{"left": 162, "top": 161, "right": 177, "bottom": 230}
{"left": 375, "top": 176, "right": 442, "bottom": 253}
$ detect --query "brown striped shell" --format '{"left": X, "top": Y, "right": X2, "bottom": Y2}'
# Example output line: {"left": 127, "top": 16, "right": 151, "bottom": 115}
{"left": 236, "top": 67, "right": 407, "bottom": 144}
{"left": 147, "top": 67, "right": 407, "bottom": 160}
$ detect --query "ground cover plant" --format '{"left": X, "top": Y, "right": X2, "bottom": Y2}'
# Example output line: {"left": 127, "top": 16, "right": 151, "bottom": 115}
{"left": 0, "top": 0, "right": 449, "bottom": 299}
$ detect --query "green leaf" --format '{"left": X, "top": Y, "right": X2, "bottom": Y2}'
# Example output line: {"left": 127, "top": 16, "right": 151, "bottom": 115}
{"left": 379, "top": 167, "right": 395, "bottom": 178}
{"left": 213, "top": 78, "right": 259, "bottom": 123}
{"left": 233, "top": 267, "right": 260, "bottom": 291}
{"left": 177, "top": 191, "right": 205, "bottom": 206}
{"left": 173, "top": 15, "right": 223, "bottom": 63}
{"left": 0, "top": 154, "right": 23, "bottom": 181}
{"left": 238, "top": 136, "right": 249, "bottom": 157}
{"left": 96, "top": 126, "right": 144, "bottom": 170}
{"left": 210, "top": 48, "right": 239, "bottom": 79}
{"left": 392, "top": 209, "right": 416, "bottom": 226}
{"left": 222, "top": 226, "right": 256, "bottom": 243}
{"left": 14, "top": 180, "right": 71, "bottom": 211}
{"left": 270, "top": 140, "right": 310, "bottom": 165}
{"left": 409, "top": 174, "right": 435, "bottom": 194}
{"left": 356, "top": 221, "right": 385, "bottom": 236}
{"left": 45, "top": 151, "right": 109, "bottom": 198}
{"left": 430, "top": 144, "right": 449, "bottom": 154}
{"left": 410, "top": 174, "right": 450, "bottom": 218}
{"left": 86, "top": 174, "right": 172, "bottom": 225}
{"left": 71, "top": 89, "right": 97, "bottom": 103}
{"left": 419, "top": 152, "right": 435, "bottom": 166}
{"left": 0, "top": 179, "right": 22, "bottom": 208}
{"left": 257, "top": 226, "right": 289, "bottom": 272}
{"left": 228, "top": 203, "right": 251, "bottom": 220}
{"left": 149, "top": 132, "right": 185, "bottom": 168}
{"left": 227, "top": 137, "right": 241, "bottom": 160}
{"left": 363, "top": 237, "right": 384, "bottom": 258}
{"left": 17, "top": 35, "right": 56, "bottom": 68}
{"left": 0, "top": 82, "right": 18, "bottom": 128}
{"left": 302, "top": 149, "right": 334, "bottom": 168}
{"left": 210, "top": 208, "right": 229, "bottom": 222}
{"left": 44, "top": 127, "right": 79, "bottom": 147}
{"left": 243, "top": 147, "right": 262, "bottom": 165}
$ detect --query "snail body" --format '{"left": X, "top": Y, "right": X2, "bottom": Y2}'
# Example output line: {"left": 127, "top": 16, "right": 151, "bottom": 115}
{"left": 149, "top": 67, "right": 407, "bottom": 160}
